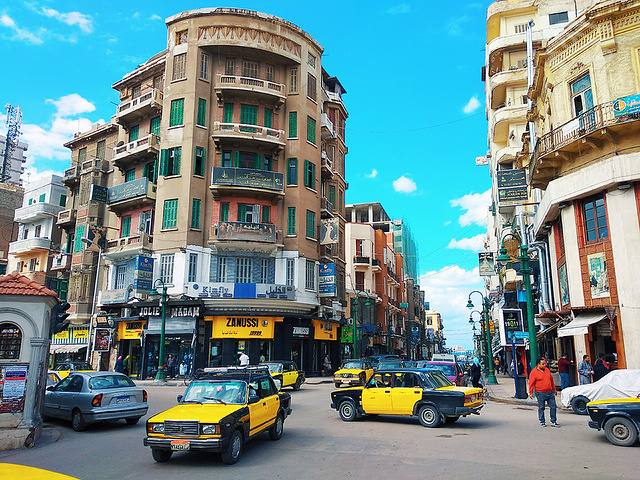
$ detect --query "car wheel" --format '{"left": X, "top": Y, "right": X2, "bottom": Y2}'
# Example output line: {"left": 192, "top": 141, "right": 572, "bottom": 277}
{"left": 444, "top": 415, "right": 460, "bottom": 424}
{"left": 152, "top": 448, "right": 173, "bottom": 462}
{"left": 335, "top": 383, "right": 342, "bottom": 388}
{"left": 418, "top": 405, "right": 441, "bottom": 428}
{"left": 269, "top": 413, "right": 284, "bottom": 440}
{"left": 604, "top": 417, "right": 639, "bottom": 447}
{"left": 293, "top": 378, "right": 302, "bottom": 391}
{"left": 338, "top": 400, "right": 357, "bottom": 422}
{"left": 126, "top": 417, "right": 141, "bottom": 426}
{"left": 571, "top": 395, "right": 590, "bottom": 415}
{"left": 72, "top": 409, "right": 86, "bottom": 432}
{"left": 221, "top": 430, "right": 243, "bottom": 465}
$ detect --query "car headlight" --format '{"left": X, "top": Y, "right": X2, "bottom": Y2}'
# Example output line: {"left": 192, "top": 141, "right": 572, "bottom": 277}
{"left": 148, "top": 423, "right": 164, "bottom": 433}
{"left": 200, "top": 424, "right": 220, "bottom": 435}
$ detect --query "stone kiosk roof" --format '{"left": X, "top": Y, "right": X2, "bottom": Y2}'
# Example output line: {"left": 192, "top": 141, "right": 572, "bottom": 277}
{"left": 0, "top": 272, "right": 59, "bottom": 298}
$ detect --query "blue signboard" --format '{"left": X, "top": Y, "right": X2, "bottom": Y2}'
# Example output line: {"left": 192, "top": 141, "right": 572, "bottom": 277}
{"left": 133, "top": 255, "right": 154, "bottom": 292}
{"left": 319, "top": 263, "right": 336, "bottom": 297}
{"left": 613, "top": 94, "right": 640, "bottom": 118}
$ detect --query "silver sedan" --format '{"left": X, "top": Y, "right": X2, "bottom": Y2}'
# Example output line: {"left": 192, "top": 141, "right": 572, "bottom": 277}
{"left": 44, "top": 371, "right": 148, "bottom": 431}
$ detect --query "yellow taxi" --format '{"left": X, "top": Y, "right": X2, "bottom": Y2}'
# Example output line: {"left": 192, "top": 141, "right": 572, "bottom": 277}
{"left": 54, "top": 362, "right": 94, "bottom": 379}
{"left": 333, "top": 359, "right": 374, "bottom": 388}
{"left": 260, "top": 361, "right": 305, "bottom": 390}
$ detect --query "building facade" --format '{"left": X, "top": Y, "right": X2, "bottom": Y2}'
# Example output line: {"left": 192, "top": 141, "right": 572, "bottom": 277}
{"left": 0, "top": 135, "right": 27, "bottom": 186}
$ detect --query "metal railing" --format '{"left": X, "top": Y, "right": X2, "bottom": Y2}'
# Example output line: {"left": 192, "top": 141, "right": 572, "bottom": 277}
{"left": 216, "top": 74, "right": 285, "bottom": 96}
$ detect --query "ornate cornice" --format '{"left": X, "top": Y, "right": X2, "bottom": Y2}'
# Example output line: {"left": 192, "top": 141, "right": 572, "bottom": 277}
{"left": 198, "top": 25, "right": 301, "bottom": 59}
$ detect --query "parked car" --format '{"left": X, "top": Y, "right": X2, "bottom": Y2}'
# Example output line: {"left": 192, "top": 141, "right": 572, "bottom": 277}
{"left": 144, "top": 366, "right": 291, "bottom": 464}
{"left": 260, "top": 361, "right": 305, "bottom": 391}
{"left": 47, "top": 370, "right": 62, "bottom": 387}
{"left": 587, "top": 397, "right": 640, "bottom": 446}
{"left": 330, "top": 368, "right": 483, "bottom": 427}
{"left": 422, "top": 361, "right": 468, "bottom": 386}
{"left": 376, "top": 360, "right": 405, "bottom": 370}
{"left": 44, "top": 371, "right": 148, "bottom": 431}
{"left": 561, "top": 369, "right": 640, "bottom": 415}
{"left": 53, "top": 362, "right": 94, "bottom": 379}
{"left": 334, "top": 359, "right": 374, "bottom": 387}
{"left": 365, "top": 354, "right": 401, "bottom": 369}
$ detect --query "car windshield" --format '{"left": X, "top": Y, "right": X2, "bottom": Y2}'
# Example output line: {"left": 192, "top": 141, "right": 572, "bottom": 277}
{"left": 378, "top": 361, "right": 403, "bottom": 369}
{"left": 183, "top": 381, "right": 247, "bottom": 404}
{"left": 57, "top": 362, "right": 91, "bottom": 371}
{"left": 89, "top": 375, "right": 136, "bottom": 389}
{"left": 426, "top": 364, "right": 456, "bottom": 377}
{"left": 263, "top": 363, "right": 283, "bottom": 374}
{"left": 424, "top": 370, "right": 455, "bottom": 388}
{"left": 341, "top": 362, "right": 363, "bottom": 370}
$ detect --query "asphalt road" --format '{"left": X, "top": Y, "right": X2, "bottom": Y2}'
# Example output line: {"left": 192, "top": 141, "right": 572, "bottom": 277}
{"left": 1, "top": 380, "right": 640, "bottom": 480}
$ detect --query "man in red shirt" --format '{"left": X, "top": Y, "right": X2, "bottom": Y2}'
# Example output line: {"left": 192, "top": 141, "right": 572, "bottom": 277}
{"left": 557, "top": 353, "right": 572, "bottom": 390}
{"left": 529, "top": 357, "right": 559, "bottom": 427}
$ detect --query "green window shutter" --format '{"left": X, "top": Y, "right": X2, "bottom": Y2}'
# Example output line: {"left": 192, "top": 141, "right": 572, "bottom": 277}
{"left": 59, "top": 194, "right": 66, "bottom": 207}
{"left": 170, "top": 98, "right": 184, "bottom": 127}
{"left": 307, "top": 116, "right": 316, "bottom": 144}
{"left": 195, "top": 147, "right": 205, "bottom": 176}
{"left": 142, "top": 163, "right": 149, "bottom": 179}
{"left": 234, "top": 151, "right": 240, "bottom": 167}
{"left": 287, "top": 207, "right": 296, "bottom": 235}
{"left": 287, "top": 159, "right": 297, "bottom": 185}
{"left": 159, "top": 149, "right": 168, "bottom": 176}
{"left": 130, "top": 125, "right": 139, "bottom": 142}
{"left": 173, "top": 147, "right": 181, "bottom": 175}
{"left": 163, "top": 199, "right": 178, "bottom": 229}
{"left": 122, "top": 216, "right": 131, "bottom": 237}
{"left": 240, "top": 105, "right": 258, "bottom": 132}
{"left": 197, "top": 98, "right": 207, "bottom": 126}
{"left": 329, "top": 185, "right": 336, "bottom": 205}
{"left": 254, "top": 153, "right": 261, "bottom": 170}
{"left": 74, "top": 225, "right": 85, "bottom": 252}
{"left": 39, "top": 193, "right": 45, "bottom": 202}
{"left": 151, "top": 117, "right": 161, "bottom": 136}
{"left": 125, "top": 169, "right": 135, "bottom": 182}
{"left": 289, "top": 112, "right": 297, "bottom": 138}
{"left": 339, "top": 189, "right": 343, "bottom": 213}
{"left": 311, "top": 162, "right": 316, "bottom": 190}
{"left": 223, "top": 103, "right": 234, "bottom": 124}
{"left": 221, "top": 202, "right": 230, "bottom": 222}
{"left": 306, "top": 210, "right": 315, "bottom": 238}
{"left": 191, "top": 199, "right": 201, "bottom": 229}
{"left": 237, "top": 203, "right": 246, "bottom": 222}
{"left": 262, "top": 205, "right": 270, "bottom": 223}
{"left": 264, "top": 108, "right": 273, "bottom": 129}
{"left": 153, "top": 157, "right": 158, "bottom": 183}
{"left": 304, "top": 160, "right": 309, "bottom": 187}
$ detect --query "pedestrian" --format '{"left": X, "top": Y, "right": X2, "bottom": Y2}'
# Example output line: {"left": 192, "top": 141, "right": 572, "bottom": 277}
{"left": 578, "top": 354, "right": 594, "bottom": 384}
{"left": 470, "top": 357, "right": 482, "bottom": 388}
{"left": 167, "top": 354, "right": 177, "bottom": 379}
{"left": 123, "top": 355, "right": 130, "bottom": 376}
{"left": 239, "top": 351, "right": 250, "bottom": 366}
{"left": 557, "top": 353, "right": 572, "bottom": 390}
{"left": 494, "top": 357, "right": 500, "bottom": 374}
{"left": 593, "top": 353, "right": 610, "bottom": 382}
{"left": 323, "top": 354, "right": 331, "bottom": 376}
{"left": 114, "top": 356, "right": 124, "bottom": 373}
{"left": 528, "top": 357, "right": 559, "bottom": 427}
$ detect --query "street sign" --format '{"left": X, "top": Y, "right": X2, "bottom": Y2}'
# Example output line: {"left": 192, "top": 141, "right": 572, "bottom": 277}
{"left": 510, "top": 331, "right": 529, "bottom": 339}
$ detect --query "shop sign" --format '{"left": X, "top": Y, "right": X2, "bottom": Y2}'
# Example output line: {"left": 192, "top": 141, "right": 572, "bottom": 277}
{"left": 99, "top": 288, "right": 129, "bottom": 305}
{"left": 312, "top": 319, "right": 336, "bottom": 341}
{"left": 499, "top": 308, "right": 525, "bottom": 346}
{"left": 186, "top": 282, "right": 295, "bottom": 300}
{"left": 54, "top": 330, "right": 70, "bottom": 340}
{"left": 613, "top": 94, "right": 640, "bottom": 118}
{"left": 319, "top": 263, "right": 336, "bottom": 297}
{"left": 341, "top": 325, "right": 353, "bottom": 343}
{"left": 134, "top": 255, "right": 154, "bottom": 292}
{"left": 206, "top": 316, "right": 281, "bottom": 339}
{"left": 292, "top": 326, "right": 309, "bottom": 338}
{"left": 2, "top": 365, "right": 28, "bottom": 398}
{"left": 93, "top": 328, "right": 111, "bottom": 352}
{"left": 119, "top": 321, "right": 145, "bottom": 340}
{"left": 73, "top": 328, "right": 89, "bottom": 340}
{"left": 139, "top": 306, "right": 201, "bottom": 317}
{"left": 320, "top": 218, "right": 339, "bottom": 245}
{"left": 479, "top": 252, "right": 494, "bottom": 276}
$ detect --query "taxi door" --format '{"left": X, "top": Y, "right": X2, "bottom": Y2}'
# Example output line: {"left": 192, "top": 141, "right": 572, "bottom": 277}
{"left": 390, "top": 373, "right": 423, "bottom": 415}
{"left": 282, "top": 364, "right": 295, "bottom": 387}
{"left": 361, "top": 372, "right": 393, "bottom": 414}
{"left": 248, "top": 377, "right": 279, "bottom": 436}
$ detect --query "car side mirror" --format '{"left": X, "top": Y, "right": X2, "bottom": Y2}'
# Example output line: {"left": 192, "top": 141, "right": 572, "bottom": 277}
{"left": 177, "top": 395, "right": 183, "bottom": 403}
{"left": 46, "top": 385, "right": 55, "bottom": 391}
{"left": 248, "top": 390, "right": 260, "bottom": 404}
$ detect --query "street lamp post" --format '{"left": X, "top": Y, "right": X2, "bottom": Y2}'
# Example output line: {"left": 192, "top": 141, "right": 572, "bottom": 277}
{"left": 149, "top": 279, "right": 168, "bottom": 382}
{"left": 497, "top": 233, "right": 539, "bottom": 369}
{"left": 468, "top": 310, "right": 485, "bottom": 368}
{"left": 81, "top": 237, "right": 103, "bottom": 365}
{"left": 467, "top": 290, "right": 497, "bottom": 384}
{"left": 351, "top": 291, "right": 373, "bottom": 359}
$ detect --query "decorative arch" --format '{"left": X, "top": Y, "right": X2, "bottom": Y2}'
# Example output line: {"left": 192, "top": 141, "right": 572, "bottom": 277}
{"left": 0, "top": 322, "right": 23, "bottom": 359}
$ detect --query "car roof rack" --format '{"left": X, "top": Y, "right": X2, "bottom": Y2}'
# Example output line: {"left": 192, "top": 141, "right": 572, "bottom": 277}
{"left": 196, "top": 365, "right": 271, "bottom": 382}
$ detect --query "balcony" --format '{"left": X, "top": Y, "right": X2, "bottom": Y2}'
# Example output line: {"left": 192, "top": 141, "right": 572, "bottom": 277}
{"left": 14, "top": 202, "right": 64, "bottom": 222}
{"left": 321, "top": 152, "right": 334, "bottom": 177}
{"left": 210, "top": 167, "right": 284, "bottom": 201}
{"left": 388, "top": 270, "right": 401, "bottom": 284}
{"left": 530, "top": 101, "right": 640, "bottom": 189}
{"left": 371, "top": 258, "right": 381, "bottom": 272}
{"left": 321, "top": 197, "right": 333, "bottom": 216}
{"left": 105, "top": 232, "right": 152, "bottom": 260}
{"left": 353, "top": 256, "right": 370, "bottom": 269}
{"left": 113, "top": 134, "right": 160, "bottom": 169}
{"left": 9, "top": 237, "right": 52, "bottom": 254}
{"left": 211, "top": 222, "right": 279, "bottom": 244}
{"left": 212, "top": 122, "right": 286, "bottom": 149}
{"left": 214, "top": 74, "right": 286, "bottom": 104}
{"left": 107, "top": 177, "right": 156, "bottom": 213}
{"left": 50, "top": 254, "right": 72, "bottom": 271}
{"left": 492, "top": 104, "right": 528, "bottom": 143}
{"left": 321, "top": 113, "right": 337, "bottom": 140}
{"left": 115, "top": 89, "right": 162, "bottom": 126}
{"left": 57, "top": 208, "right": 76, "bottom": 227}
{"left": 63, "top": 165, "right": 80, "bottom": 186}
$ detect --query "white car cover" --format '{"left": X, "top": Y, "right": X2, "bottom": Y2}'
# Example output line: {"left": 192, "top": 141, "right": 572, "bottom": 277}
{"left": 560, "top": 369, "right": 640, "bottom": 407}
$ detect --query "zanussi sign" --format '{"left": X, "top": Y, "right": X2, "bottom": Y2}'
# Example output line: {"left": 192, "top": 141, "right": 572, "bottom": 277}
{"left": 206, "top": 316, "right": 283, "bottom": 339}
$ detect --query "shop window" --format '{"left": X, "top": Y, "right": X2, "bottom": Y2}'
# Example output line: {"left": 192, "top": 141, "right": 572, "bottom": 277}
{"left": 583, "top": 194, "right": 608, "bottom": 242}
{"left": 0, "top": 323, "right": 22, "bottom": 359}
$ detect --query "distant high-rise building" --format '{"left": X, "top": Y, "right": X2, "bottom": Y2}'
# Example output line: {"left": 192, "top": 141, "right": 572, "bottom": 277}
{"left": 0, "top": 135, "right": 27, "bottom": 186}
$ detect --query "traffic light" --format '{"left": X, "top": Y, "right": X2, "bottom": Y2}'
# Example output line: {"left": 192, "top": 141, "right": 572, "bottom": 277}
{"left": 51, "top": 301, "right": 71, "bottom": 334}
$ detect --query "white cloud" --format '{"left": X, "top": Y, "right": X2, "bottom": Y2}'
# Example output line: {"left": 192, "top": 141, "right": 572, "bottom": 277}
{"left": 150, "top": 14, "right": 162, "bottom": 21}
{"left": 0, "top": 14, "right": 45, "bottom": 45}
{"left": 386, "top": 3, "right": 410, "bottom": 14}
{"left": 450, "top": 189, "right": 491, "bottom": 227}
{"left": 46, "top": 94, "right": 96, "bottom": 118}
{"left": 446, "top": 15, "right": 469, "bottom": 36}
{"left": 463, "top": 96, "right": 481, "bottom": 114}
{"left": 366, "top": 169, "right": 378, "bottom": 179}
{"left": 447, "top": 233, "right": 486, "bottom": 252}
{"left": 393, "top": 175, "right": 417, "bottom": 193}
{"left": 40, "top": 8, "right": 93, "bottom": 33}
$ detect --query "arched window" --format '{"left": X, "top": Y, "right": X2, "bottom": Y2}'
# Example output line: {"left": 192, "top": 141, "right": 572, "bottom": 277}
{"left": 0, "top": 323, "right": 22, "bottom": 359}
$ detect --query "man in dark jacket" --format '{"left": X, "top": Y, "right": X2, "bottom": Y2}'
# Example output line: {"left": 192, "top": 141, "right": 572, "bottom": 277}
{"left": 593, "top": 353, "right": 610, "bottom": 382}
{"left": 470, "top": 358, "right": 482, "bottom": 387}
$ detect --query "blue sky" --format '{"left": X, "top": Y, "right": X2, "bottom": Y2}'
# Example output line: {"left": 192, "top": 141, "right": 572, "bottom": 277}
{"left": 0, "top": 1, "right": 494, "bottom": 350}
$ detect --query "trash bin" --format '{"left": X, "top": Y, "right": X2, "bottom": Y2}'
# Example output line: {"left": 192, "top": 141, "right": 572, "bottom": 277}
{"left": 516, "top": 375, "right": 528, "bottom": 399}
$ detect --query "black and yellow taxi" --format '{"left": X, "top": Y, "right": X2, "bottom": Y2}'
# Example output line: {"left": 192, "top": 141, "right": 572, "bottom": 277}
{"left": 330, "top": 368, "right": 483, "bottom": 427}
{"left": 144, "top": 366, "right": 292, "bottom": 464}
{"left": 260, "top": 361, "right": 305, "bottom": 391}
{"left": 333, "top": 359, "right": 374, "bottom": 388}
{"left": 587, "top": 397, "right": 640, "bottom": 446}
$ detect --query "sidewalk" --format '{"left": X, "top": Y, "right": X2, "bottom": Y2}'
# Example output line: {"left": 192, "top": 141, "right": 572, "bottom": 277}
{"left": 483, "top": 372, "right": 538, "bottom": 406}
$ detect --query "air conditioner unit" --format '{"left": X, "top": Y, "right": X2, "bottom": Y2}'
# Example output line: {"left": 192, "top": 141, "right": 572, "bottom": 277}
{"left": 321, "top": 151, "right": 327, "bottom": 159}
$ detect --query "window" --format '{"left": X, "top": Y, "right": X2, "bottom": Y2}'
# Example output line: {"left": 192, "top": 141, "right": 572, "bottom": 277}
{"left": 217, "top": 257, "right": 228, "bottom": 282}
{"left": 115, "top": 265, "right": 126, "bottom": 290}
{"left": 154, "top": 74, "right": 163, "bottom": 90}
{"left": 240, "top": 105, "right": 258, "bottom": 132}
{"left": 220, "top": 202, "right": 230, "bottom": 222}
{"left": 287, "top": 158, "right": 297, "bottom": 185}
{"left": 584, "top": 195, "right": 608, "bottom": 242}
{"left": 96, "top": 140, "right": 106, "bottom": 160}
{"left": 571, "top": 74, "right": 593, "bottom": 116}
{"left": 328, "top": 185, "right": 336, "bottom": 206}
{"left": 307, "top": 73, "right": 317, "bottom": 101}
{"left": 34, "top": 225, "right": 41, "bottom": 238}
{"left": 143, "top": 162, "right": 156, "bottom": 183}
{"left": 176, "top": 30, "right": 188, "bottom": 45}
{"left": 200, "top": 52, "right": 209, "bottom": 80}
{"left": 286, "top": 258, "right": 295, "bottom": 286}
{"left": 162, "top": 199, "right": 178, "bottom": 229}
{"left": 242, "top": 60, "right": 259, "bottom": 78}
{"left": 223, "top": 103, "right": 234, "bottom": 127}
{"left": 196, "top": 98, "right": 207, "bottom": 127}
{"left": 306, "top": 210, "right": 315, "bottom": 239}
{"left": 170, "top": 99, "right": 185, "bottom": 127}
{"left": 160, "top": 254, "right": 174, "bottom": 284}
{"left": 261, "top": 205, "right": 270, "bottom": 223}
{"left": 339, "top": 189, "right": 343, "bottom": 214}
{"left": 288, "top": 112, "right": 297, "bottom": 138}
{"left": 514, "top": 23, "right": 527, "bottom": 34}
{"left": 151, "top": 117, "right": 161, "bottom": 136}
{"left": 66, "top": 231, "right": 75, "bottom": 254}
{"left": 29, "top": 258, "right": 37, "bottom": 271}
{"left": 289, "top": 68, "right": 298, "bottom": 93}
{"left": 172, "top": 53, "right": 187, "bottom": 80}
{"left": 59, "top": 194, "right": 66, "bottom": 207}
{"left": 191, "top": 198, "right": 201, "bottom": 229}
{"left": 225, "top": 58, "right": 235, "bottom": 75}
{"left": 125, "top": 169, "right": 135, "bottom": 182}
{"left": 308, "top": 52, "right": 316, "bottom": 69}
{"left": 549, "top": 11, "right": 569, "bottom": 24}
{"left": 236, "top": 258, "right": 252, "bottom": 283}
{"left": 39, "top": 193, "right": 46, "bottom": 202}
{"left": 160, "top": 147, "right": 181, "bottom": 176}
{"left": 264, "top": 108, "right": 273, "bottom": 129}
{"left": 139, "top": 210, "right": 153, "bottom": 234}
{"left": 132, "top": 85, "right": 141, "bottom": 98}
{"left": 304, "top": 159, "right": 316, "bottom": 189}
{"left": 78, "top": 147, "right": 87, "bottom": 163}
{"left": 122, "top": 215, "right": 131, "bottom": 237}
{"left": 74, "top": 225, "right": 85, "bottom": 252}
{"left": 259, "top": 258, "right": 268, "bottom": 284}
{"left": 307, "top": 116, "right": 316, "bottom": 144}
{"left": 188, "top": 253, "right": 198, "bottom": 282}
{"left": 305, "top": 260, "right": 315, "bottom": 290}
{"left": 265, "top": 64, "right": 274, "bottom": 82}
{"left": 221, "top": 151, "right": 232, "bottom": 167}
{"left": 287, "top": 207, "right": 296, "bottom": 235}
{"left": 237, "top": 203, "right": 260, "bottom": 223}
{"left": 129, "top": 125, "right": 139, "bottom": 142}
{"left": 263, "top": 155, "right": 272, "bottom": 171}
{"left": 194, "top": 147, "right": 205, "bottom": 176}
{"left": 0, "top": 323, "right": 22, "bottom": 359}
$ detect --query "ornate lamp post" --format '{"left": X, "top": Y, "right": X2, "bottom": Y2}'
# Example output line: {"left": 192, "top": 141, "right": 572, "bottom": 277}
{"left": 352, "top": 291, "right": 373, "bottom": 358}
{"left": 468, "top": 310, "right": 485, "bottom": 367}
{"left": 81, "top": 237, "right": 103, "bottom": 365}
{"left": 149, "top": 279, "right": 168, "bottom": 382}
{"left": 467, "top": 290, "right": 497, "bottom": 384}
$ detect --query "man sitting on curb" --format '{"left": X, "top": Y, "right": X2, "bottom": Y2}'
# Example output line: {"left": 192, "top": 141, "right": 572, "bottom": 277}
{"left": 529, "top": 357, "right": 559, "bottom": 427}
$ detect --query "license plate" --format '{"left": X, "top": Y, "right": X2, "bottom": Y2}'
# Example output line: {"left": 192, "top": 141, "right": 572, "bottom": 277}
{"left": 342, "top": 379, "right": 351, "bottom": 384}
{"left": 171, "top": 440, "right": 190, "bottom": 451}
{"left": 116, "top": 396, "right": 131, "bottom": 404}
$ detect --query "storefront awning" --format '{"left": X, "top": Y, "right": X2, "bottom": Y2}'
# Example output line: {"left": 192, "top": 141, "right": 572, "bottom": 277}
{"left": 536, "top": 320, "right": 563, "bottom": 339}
{"left": 557, "top": 312, "right": 606, "bottom": 338}
{"left": 50, "top": 344, "right": 87, "bottom": 354}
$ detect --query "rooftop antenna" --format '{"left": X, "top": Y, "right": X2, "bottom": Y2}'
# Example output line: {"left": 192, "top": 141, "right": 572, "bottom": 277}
{"left": 3, "top": 104, "right": 23, "bottom": 184}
